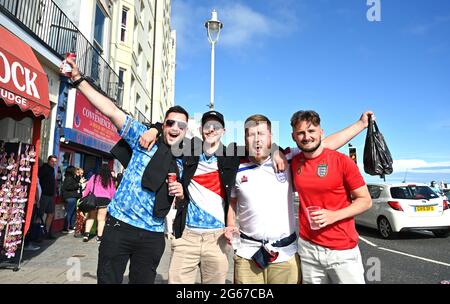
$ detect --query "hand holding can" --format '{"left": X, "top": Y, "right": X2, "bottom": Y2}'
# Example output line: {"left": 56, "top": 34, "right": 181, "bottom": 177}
{"left": 62, "top": 52, "right": 76, "bottom": 77}
{"left": 167, "top": 173, "right": 176, "bottom": 196}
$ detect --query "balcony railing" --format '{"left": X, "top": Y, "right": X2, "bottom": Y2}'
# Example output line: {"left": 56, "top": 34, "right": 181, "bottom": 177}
{"left": 0, "top": 0, "right": 123, "bottom": 106}
{"left": 136, "top": 110, "right": 150, "bottom": 125}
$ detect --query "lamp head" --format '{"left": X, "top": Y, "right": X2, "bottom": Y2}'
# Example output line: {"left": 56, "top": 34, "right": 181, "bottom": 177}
{"left": 205, "top": 9, "right": 223, "bottom": 44}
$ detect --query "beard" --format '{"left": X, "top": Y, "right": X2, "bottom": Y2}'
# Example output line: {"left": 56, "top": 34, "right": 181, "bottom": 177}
{"left": 299, "top": 137, "right": 321, "bottom": 153}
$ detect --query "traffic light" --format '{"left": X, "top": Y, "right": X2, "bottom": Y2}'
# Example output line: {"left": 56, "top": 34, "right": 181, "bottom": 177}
{"left": 349, "top": 147, "right": 357, "bottom": 164}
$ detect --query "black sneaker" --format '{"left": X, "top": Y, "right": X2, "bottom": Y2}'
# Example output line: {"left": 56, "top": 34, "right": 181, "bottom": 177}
{"left": 96, "top": 236, "right": 102, "bottom": 244}
{"left": 83, "top": 232, "right": 89, "bottom": 242}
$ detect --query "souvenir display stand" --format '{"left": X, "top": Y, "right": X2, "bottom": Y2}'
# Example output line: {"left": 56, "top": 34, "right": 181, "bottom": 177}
{"left": 0, "top": 25, "right": 50, "bottom": 270}
{"left": 0, "top": 108, "right": 43, "bottom": 271}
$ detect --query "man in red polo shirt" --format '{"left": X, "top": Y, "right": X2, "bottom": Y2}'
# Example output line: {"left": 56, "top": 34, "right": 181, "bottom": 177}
{"left": 291, "top": 110, "right": 372, "bottom": 284}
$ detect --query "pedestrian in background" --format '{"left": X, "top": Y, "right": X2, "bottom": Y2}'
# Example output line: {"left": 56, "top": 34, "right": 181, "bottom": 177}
{"left": 115, "top": 172, "right": 123, "bottom": 188}
{"left": 61, "top": 166, "right": 81, "bottom": 233}
{"left": 430, "top": 181, "right": 443, "bottom": 196}
{"left": 82, "top": 164, "right": 116, "bottom": 243}
{"left": 74, "top": 167, "right": 87, "bottom": 238}
{"left": 37, "top": 155, "right": 58, "bottom": 239}
{"left": 23, "top": 177, "right": 42, "bottom": 251}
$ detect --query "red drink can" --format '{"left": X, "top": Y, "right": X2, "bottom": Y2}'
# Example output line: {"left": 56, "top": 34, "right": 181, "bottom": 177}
{"left": 167, "top": 173, "right": 176, "bottom": 183}
{"left": 62, "top": 52, "right": 76, "bottom": 77}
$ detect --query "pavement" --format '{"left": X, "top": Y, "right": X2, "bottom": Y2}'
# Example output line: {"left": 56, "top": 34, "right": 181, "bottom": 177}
{"left": 0, "top": 232, "right": 235, "bottom": 284}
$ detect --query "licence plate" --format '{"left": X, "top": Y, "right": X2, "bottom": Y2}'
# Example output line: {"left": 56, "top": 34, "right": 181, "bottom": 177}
{"left": 415, "top": 206, "right": 435, "bottom": 212}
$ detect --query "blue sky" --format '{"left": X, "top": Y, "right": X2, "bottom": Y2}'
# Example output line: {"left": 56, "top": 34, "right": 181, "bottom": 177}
{"left": 171, "top": 0, "right": 450, "bottom": 184}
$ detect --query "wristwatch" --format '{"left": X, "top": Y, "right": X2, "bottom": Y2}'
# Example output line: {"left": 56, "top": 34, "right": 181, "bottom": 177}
{"left": 71, "top": 76, "right": 85, "bottom": 88}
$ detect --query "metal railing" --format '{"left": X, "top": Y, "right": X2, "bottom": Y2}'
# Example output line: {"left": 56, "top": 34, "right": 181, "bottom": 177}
{"left": 136, "top": 110, "right": 150, "bottom": 125}
{"left": 0, "top": 0, "right": 123, "bottom": 105}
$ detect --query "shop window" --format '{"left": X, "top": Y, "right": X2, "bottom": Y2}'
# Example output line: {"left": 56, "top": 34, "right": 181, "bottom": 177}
{"left": 39, "top": 111, "right": 53, "bottom": 164}
{"left": 57, "top": 151, "right": 72, "bottom": 196}
{"left": 0, "top": 117, "right": 33, "bottom": 144}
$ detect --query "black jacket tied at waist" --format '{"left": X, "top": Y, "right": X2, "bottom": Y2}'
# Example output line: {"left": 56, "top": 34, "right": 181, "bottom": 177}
{"left": 240, "top": 232, "right": 297, "bottom": 269}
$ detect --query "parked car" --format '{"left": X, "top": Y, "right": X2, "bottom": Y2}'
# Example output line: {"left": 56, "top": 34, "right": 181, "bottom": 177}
{"left": 444, "top": 189, "right": 450, "bottom": 201}
{"left": 355, "top": 183, "right": 450, "bottom": 239}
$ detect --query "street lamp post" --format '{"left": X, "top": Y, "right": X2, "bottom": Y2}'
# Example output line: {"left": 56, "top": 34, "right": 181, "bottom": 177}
{"left": 205, "top": 9, "right": 223, "bottom": 111}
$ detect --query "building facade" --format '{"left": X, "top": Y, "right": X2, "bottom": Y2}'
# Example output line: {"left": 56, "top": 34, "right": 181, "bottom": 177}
{"left": 109, "top": 0, "right": 176, "bottom": 124}
{"left": 1, "top": 0, "right": 124, "bottom": 232}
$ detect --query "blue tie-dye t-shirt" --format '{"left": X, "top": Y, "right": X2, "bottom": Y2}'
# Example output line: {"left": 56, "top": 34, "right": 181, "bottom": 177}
{"left": 108, "top": 116, "right": 182, "bottom": 232}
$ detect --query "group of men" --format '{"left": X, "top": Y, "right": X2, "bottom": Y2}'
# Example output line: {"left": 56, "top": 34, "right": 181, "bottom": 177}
{"left": 62, "top": 56, "right": 372, "bottom": 284}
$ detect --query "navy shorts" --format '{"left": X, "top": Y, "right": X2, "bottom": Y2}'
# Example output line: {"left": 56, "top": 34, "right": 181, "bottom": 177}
{"left": 39, "top": 195, "right": 55, "bottom": 215}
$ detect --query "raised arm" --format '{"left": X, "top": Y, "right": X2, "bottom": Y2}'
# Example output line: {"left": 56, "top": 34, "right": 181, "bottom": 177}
{"left": 323, "top": 111, "right": 375, "bottom": 150}
{"left": 62, "top": 57, "right": 126, "bottom": 129}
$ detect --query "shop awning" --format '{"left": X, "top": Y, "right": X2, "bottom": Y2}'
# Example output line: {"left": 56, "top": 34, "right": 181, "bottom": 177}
{"left": 0, "top": 26, "right": 50, "bottom": 118}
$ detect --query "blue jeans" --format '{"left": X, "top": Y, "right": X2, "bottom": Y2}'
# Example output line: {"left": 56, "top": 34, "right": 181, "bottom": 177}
{"left": 64, "top": 198, "right": 78, "bottom": 229}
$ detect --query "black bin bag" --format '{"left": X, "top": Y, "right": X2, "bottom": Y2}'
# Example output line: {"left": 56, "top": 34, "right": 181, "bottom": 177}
{"left": 363, "top": 117, "right": 393, "bottom": 176}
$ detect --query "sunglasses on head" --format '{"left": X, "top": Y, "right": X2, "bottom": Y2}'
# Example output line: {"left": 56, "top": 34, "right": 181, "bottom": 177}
{"left": 203, "top": 122, "right": 223, "bottom": 131}
{"left": 165, "top": 119, "right": 187, "bottom": 130}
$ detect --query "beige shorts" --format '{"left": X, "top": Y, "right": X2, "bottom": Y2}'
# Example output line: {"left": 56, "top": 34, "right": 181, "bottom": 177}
{"left": 233, "top": 254, "right": 302, "bottom": 284}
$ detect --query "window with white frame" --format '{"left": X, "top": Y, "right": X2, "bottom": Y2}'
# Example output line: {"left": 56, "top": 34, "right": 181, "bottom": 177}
{"left": 94, "top": 3, "right": 106, "bottom": 49}
{"left": 120, "top": 7, "right": 129, "bottom": 42}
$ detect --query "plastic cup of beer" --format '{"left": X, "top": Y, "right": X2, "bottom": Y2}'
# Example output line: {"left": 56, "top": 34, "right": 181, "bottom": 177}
{"left": 231, "top": 231, "right": 241, "bottom": 251}
{"left": 306, "top": 206, "right": 322, "bottom": 230}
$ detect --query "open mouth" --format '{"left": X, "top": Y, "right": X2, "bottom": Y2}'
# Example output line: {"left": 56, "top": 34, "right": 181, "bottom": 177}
{"left": 168, "top": 132, "right": 180, "bottom": 141}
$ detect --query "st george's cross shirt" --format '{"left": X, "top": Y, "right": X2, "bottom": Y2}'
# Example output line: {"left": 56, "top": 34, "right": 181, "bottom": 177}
{"left": 186, "top": 153, "right": 226, "bottom": 230}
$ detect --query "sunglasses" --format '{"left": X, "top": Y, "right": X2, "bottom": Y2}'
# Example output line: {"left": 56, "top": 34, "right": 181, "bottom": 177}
{"left": 203, "top": 122, "right": 223, "bottom": 131}
{"left": 165, "top": 119, "right": 187, "bottom": 130}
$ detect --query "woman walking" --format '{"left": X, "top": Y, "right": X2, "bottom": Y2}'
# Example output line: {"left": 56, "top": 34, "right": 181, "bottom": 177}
{"left": 74, "top": 167, "right": 87, "bottom": 238}
{"left": 82, "top": 164, "right": 116, "bottom": 243}
{"left": 62, "top": 166, "right": 82, "bottom": 233}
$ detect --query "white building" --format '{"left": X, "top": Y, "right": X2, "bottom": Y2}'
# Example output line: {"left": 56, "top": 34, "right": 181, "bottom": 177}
{"left": 109, "top": 0, "right": 176, "bottom": 124}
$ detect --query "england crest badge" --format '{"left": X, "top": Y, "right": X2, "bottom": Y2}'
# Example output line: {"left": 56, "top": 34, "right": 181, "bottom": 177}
{"left": 275, "top": 171, "right": 287, "bottom": 183}
{"left": 317, "top": 163, "right": 328, "bottom": 178}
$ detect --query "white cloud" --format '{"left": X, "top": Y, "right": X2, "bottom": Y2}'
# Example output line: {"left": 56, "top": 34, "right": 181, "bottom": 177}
{"left": 391, "top": 159, "right": 450, "bottom": 173}
{"left": 407, "top": 14, "right": 450, "bottom": 36}
{"left": 357, "top": 159, "right": 450, "bottom": 176}
{"left": 171, "top": 0, "right": 204, "bottom": 56}
{"left": 219, "top": 3, "right": 288, "bottom": 49}
{"left": 171, "top": 0, "right": 298, "bottom": 56}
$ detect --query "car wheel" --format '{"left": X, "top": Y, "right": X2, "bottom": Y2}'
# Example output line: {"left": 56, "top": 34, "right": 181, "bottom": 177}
{"left": 432, "top": 230, "right": 449, "bottom": 238}
{"left": 377, "top": 217, "right": 395, "bottom": 239}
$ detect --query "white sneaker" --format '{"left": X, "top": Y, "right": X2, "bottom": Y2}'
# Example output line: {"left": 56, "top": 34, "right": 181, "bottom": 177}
{"left": 24, "top": 243, "right": 40, "bottom": 251}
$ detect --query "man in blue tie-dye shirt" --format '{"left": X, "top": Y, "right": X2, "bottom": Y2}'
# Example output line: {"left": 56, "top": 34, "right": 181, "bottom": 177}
{"left": 62, "top": 57, "right": 188, "bottom": 284}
